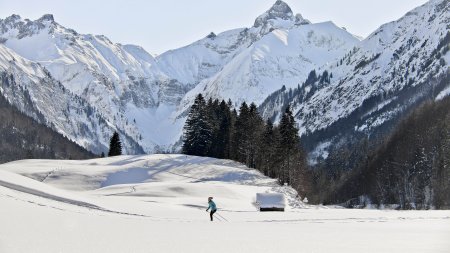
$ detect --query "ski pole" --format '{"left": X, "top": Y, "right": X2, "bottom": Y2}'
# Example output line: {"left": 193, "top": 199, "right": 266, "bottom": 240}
{"left": 216, "top": 212, "right": 229, "bottom": 222}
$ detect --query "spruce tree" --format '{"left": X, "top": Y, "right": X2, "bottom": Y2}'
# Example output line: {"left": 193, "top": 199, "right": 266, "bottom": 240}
{"left": 182, "top": 94, "right": 213, "bottom": 156}
{"left": 278, "top": 105, "right": 310, "bottom": 195}
{"left": 278, "top": 105, "right": 300, "bottom": 184}
{"left": 211, "top": 100, "right": 231, "bottom": 159}
{"left": 279, "top": 105, "right": 299, "bottom": 151}
{"left": 247, "top": 103, "right": 264, "bottom": 168}
{"left": 234, "top": 102, "right": 250, "bottom": 164}
{"left": 305, "top": 70, "right": 318, "bottom": 86}
{"left": 108, "top": 131, "right": 122, "bottom": 157}
{"left": 259, "top": 118, "right": 276, "bottom": 176}
{"left": 228, "top": 108, "right": 238, "bottom": 159}
{"left": 207, "top": 98, "right": 222, "bottom": 158}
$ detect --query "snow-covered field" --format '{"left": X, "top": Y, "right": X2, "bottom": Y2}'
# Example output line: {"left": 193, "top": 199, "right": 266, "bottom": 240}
{"left": 0, "top": 155, "right": 449, "bottom": 253}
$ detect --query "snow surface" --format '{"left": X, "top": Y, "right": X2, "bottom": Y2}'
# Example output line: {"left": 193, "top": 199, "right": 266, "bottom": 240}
{"left": 436, "top": 85, "right": 450, "bottom": 101}
{"left": 308, "top": 141, "right": 331, "bottom": 165}
{"left": 1, "top": 155, "right": 449, "bottom": 252}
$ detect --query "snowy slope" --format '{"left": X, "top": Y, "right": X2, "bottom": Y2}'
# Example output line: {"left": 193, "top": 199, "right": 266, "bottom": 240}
{"left": 0, "top": 14, "right": 190, "bottom": 153}
{"left": 156, "top": 0, "right": 312, "bottom": 87}
{"left": 0, "top": 155, "right": 449, "bottom": 253}
{"left": 258, "top": 0, "right": 449, "bottom": 155}
{"left": 0, "top": 155, "right": 304, "bottom": 217}
{"left": 180, "top": 21, "right": 358, "bottom": 110}
{"left": 156, "top": 28, "right": 247, "bottom": 86}
{"left": 293, "top": 0, "right": 449, "bottom": 134}
{"left": 0, "top": 14, "right": 161, "bottom": 94}
{"left": 0, "top": 44, "right": 144, "bottom": 153}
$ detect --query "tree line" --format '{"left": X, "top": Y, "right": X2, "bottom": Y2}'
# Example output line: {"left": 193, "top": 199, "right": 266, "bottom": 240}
{"left": 182, "top": 94, "right": 311, "bottom": 198}
{"left": 0, "top": 94, "right": 94, "bottom": 164}
{"left": 320, "top": 95, "right": 450, "bottom": 209}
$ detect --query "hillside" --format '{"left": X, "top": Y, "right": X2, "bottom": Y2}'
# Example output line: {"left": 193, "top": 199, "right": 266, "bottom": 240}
{"left": 259, "top": 0, "right": 449, "bottom": 160}
{"left": 0, "top": 44, "right": 145, "bottom": 154}
{"left": 326, "top": 96, "right": 450, "bottom": 209}
{"left": 0, "top": 94, "right": 94, "bottom": 163}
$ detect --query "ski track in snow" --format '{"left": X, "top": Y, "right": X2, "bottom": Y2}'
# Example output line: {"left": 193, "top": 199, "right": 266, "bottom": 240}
{"left": 0, "top": 155, "right": 450, "bottom": 253}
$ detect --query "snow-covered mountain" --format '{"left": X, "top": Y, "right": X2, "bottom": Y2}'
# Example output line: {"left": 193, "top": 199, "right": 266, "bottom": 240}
{"left": 181, "top": 21, "right": 358, "bottom": 109}
{"left": 0, "top": 0, "right": 448, "bottom": 156}
{"left": 175, "top": 0, "right": 358, "bottom": 111}
{"left": 0, "top": 1, "right": 359, "bottom": 154}
{"left": 0, "top": 44, "right": 144, "bottom": 153}
{"left": 0, "top": 14, "right": 186, "bottom": 153}
{"left": 156, "top": 0, "right": 312, "bottom": 88}
{"left": 259, "top": 0, "right": 449, "bottom": 159}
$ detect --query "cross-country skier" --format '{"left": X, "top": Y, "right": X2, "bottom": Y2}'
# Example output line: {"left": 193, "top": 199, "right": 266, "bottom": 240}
{"left": 206, "top": 197, "right": 217, "bottom": 221}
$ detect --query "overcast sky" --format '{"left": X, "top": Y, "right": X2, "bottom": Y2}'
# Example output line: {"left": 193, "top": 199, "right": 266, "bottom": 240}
{"left": 0, "top": 0, "right": 429, "bottom": 54}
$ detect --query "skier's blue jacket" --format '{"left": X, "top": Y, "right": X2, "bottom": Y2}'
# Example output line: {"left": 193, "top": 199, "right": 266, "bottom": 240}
{"left": 207, "top": 201, "right": 217, "bottom": 211}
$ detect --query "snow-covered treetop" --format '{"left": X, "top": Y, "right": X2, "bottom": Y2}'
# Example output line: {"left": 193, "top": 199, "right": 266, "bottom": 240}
{"left": 254, "top": 0, "right": 310, "bottom": 27}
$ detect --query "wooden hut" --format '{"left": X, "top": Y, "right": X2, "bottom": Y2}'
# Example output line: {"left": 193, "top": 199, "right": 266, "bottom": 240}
{"left": 256, "top": 193, "right": 285, "bottom": 211}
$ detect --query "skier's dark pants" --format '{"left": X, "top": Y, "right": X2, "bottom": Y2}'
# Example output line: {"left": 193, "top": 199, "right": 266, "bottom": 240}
{"left": 210, "top": 209, "right": 217, "bottom": 221}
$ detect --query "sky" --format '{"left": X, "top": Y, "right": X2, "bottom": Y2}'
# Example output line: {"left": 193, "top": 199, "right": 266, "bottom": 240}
{"left": 0, "top": 0, "right": 429, "bottom": 55}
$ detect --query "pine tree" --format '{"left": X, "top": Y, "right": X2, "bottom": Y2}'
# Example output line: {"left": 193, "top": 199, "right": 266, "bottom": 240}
{"left": 277, "top": 105, "right": 310, "bottom": 196}
{"left": 228, "top": 108, "right": 238, "bottom": 159}
{"left": 305, "top": 70, "right": 318, "bottom": 86}
{"left": 207, "top": 98, "right": 223, "bottom": 158}
{"left": 320, "top": 70, "right": 329, "bottom": 84}
{"left": 213, "top": 100, "right": 232, "bottom": 159}
{"left": 234, "top": 102, "right": 250, "bottom": 163}
{"left": 278, "top": 105, "right": 300, "bottom": 184}
{"left": 247, "top": 103, "right": 264, "bottom": 168}
{"left": 182, "top": 94, "right": 213, "bottom": 156}
{"left": 108, "top": 131, "right": 122, "bottom": 157}
{"left": 259, "top": 118, "right": 276, "bottom": 176}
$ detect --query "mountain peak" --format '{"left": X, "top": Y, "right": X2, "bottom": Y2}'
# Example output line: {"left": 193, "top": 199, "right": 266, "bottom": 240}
{"left": 295, "top": 13, "right": 310, "bottom": 25}
{"left": 254, "top": 0, "right": 294, "bottom": 27}
{"left": 4, "top": 14, "right": 21, "bottom": 22}
{"left": 2, "top": 14, "right": 23, "bottom": 26}
{"left": 37, "top": 14, "right": 54, "bottom": 23}
{"left": 0, "top": 14, "right": 58, "bottom": 41}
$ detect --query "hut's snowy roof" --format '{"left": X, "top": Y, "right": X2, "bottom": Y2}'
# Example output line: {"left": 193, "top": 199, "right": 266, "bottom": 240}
{"left": 256, "top": 193, "right": 285, "bottom": 208}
